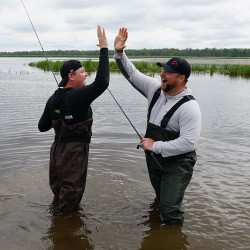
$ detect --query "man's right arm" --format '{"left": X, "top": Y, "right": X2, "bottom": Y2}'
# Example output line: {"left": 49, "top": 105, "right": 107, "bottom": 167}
{"left": 114, "top": 50, "right": 160, "bottom": 98}
{"left": 114, "top": 27, "right": 160, "bottom": 98}
{"left": 38, "top": 99, "right": 52, "bottom": 132}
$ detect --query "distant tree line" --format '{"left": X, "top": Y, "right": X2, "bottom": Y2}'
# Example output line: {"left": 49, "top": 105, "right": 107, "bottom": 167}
{"left": 1, "top": 48, "right": 250, "bottom": 57}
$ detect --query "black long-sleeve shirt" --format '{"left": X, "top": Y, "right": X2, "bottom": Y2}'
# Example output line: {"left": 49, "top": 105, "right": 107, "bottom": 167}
{"left": 38, "top": 48, "right": 109, "bottom": 132}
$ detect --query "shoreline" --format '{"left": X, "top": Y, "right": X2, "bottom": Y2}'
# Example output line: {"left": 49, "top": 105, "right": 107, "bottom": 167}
{"left": 29, "top": 59, "right": 250, "bottom": 78}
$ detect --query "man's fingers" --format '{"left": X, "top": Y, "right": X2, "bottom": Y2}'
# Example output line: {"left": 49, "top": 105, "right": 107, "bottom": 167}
{"left": 97, "top": 26, "right": 108, "bottom": 48}
{"left": 97, "top": 25, "right": 101, "bottom": 36}
{"left": 97, "top": 25, "right": 104, "bottom": 38}
{"left": 118, "top": 27, "right": 127, "bottom": 39}
{"left": 121, "top": 27, "right": 126, "bottom": 37}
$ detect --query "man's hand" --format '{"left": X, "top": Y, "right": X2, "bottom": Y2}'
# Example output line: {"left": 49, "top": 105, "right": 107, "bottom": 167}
{"left": 97, "top": 25, "right": 108, "bottom": 48}
{"left": 140, "top": 138, "right": 155, "bottom": 152}
{"left": 114, "top": 27, "right": 128, "bottom": 53}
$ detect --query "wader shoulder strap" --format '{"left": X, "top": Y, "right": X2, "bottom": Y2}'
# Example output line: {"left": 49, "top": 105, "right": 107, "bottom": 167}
{"left": 147, "top": 87, "right": 161, "bottom": 121}
{"left": 160, "top": 95, "right": 195, "bottom": 128}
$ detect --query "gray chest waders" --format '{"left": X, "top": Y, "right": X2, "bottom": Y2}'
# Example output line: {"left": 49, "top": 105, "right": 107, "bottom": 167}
{"left": 145, "top": 88, "right": 197, "bottom": 224}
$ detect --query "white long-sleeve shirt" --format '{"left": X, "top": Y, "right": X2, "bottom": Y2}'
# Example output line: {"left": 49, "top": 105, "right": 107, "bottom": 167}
{"left": 114, "top": 50, "right": 201, "bottom": 157}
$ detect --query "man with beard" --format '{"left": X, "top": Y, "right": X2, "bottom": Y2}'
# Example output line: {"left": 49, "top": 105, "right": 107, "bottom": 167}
{"left": 114, "top": 28, "right": 201, "bottom": 224}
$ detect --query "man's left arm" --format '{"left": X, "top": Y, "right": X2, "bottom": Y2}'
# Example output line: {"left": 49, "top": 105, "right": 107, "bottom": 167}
{"left": 78, "top": 26, "right": 109, "bottom": 104}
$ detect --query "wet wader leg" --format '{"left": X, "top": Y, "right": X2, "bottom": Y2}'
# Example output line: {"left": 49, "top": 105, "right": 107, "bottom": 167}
{"left": 159, "top": 160, "right": 194, "bottom": 224}
{"left": 146, "top": 155, "right": 162, "bottom": 200}
{"left": 58, "top": 142, "right": 89, "bottom": 212}
{"left": 49, "top": 143, "right": 61, "bottom": 197}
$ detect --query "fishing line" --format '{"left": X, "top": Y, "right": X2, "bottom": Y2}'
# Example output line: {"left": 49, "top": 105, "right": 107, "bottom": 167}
{"left": 20, "top": 0, "right": 59, "bottom": 86}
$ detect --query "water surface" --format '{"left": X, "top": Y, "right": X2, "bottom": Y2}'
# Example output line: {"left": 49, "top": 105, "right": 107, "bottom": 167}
{"left": 0, "top": 58, "right": 250, "bottom": 249}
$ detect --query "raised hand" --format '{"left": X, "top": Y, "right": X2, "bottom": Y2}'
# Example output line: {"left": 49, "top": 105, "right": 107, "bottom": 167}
{"left": 114, "top": 27, "right": 128, "bottom": 53}
{"left": 97, "top": 25, "right": 108, "bottom": 48}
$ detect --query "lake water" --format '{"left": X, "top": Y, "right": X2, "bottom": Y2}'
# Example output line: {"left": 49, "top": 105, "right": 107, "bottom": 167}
{"left": 0, "top": 57, "right": 250, "bottom": 250}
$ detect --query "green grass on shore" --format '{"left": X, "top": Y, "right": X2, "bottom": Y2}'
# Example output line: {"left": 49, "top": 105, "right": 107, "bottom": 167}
{"left": 191, "top": 64, "right": 250, "bottom": 77}
{"left": 29, "top": 60, "right": 250, "bottom": 78}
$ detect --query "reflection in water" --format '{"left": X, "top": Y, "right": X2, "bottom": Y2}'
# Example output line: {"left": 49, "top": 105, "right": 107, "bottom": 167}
{"left": 43, "top": 199, "right": 93, "bottom": 250}
{"left": 140, "top": 200, "right": 189, "bottom": 250}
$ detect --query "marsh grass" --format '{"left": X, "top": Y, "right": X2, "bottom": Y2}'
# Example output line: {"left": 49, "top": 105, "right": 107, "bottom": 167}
{"left": 29, "top": 60, "right": 100, "bottom": 72}
{"left": 29, "top": 60, "right": 250, "bottom": 78}
{"left": 192, "top": 64, "right": 250, "bottom": 77}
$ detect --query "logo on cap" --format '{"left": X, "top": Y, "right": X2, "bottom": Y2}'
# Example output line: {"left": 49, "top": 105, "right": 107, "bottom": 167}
{"left": 171, "top": 60, "right": 178, "bottom": 66}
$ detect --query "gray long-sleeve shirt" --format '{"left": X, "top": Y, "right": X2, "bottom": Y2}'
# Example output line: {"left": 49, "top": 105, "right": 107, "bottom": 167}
{"left": 114, "top": 50, "right": 201, "bottom": 157}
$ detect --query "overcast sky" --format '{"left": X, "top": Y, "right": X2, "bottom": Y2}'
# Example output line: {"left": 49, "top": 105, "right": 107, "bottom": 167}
{"left": 1, "top": 0, "right": 250, "bottom": 52}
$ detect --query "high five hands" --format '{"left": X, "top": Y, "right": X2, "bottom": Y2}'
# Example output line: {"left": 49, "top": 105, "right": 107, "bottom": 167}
{"left": 97, "top": 26, "right": 128, "bottom": 52}
{"left": 114, "top": 27, "right": 128, "bottom": 53}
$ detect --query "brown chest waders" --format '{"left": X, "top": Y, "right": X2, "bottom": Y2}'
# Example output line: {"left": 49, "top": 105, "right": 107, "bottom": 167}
{"left": 49, "top": 118, "right": 93, "bottom": 211}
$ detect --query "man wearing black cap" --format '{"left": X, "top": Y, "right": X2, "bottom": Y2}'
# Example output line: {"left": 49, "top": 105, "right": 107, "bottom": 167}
{"left": 114, "top": 28, "right": 201, "bottom": 224}
{"left": 38, "top": 26, "right": 109, "bottom": 212}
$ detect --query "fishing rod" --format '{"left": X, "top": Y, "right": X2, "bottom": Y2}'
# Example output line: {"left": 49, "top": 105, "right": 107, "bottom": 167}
{"left": 89, "top": 62, "right": 164, "bottom": 171}
{"left": 21, "top": 0, "right": 59, "bottom": 86}
{"left": 89, "top": 63, "right": 142, "bottom": 140}
{"left": 108, "top": 89, "right": 144, "bottom": 140}
{"left": 21, "top": 0, "right": 163, "bottom": 171}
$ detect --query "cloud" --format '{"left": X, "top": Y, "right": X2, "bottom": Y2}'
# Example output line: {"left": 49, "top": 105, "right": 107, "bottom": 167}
{"left": 0, "top": 0, "right": 250, "bottom": 51}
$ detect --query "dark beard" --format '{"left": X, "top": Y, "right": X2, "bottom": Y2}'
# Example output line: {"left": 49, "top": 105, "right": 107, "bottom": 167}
{"left": 163, "top": 84, "right": 172, "bottom": 93}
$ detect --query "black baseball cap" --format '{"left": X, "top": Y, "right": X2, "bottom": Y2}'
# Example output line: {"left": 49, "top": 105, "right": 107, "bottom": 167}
{"left": 59, "top": 60, "right": 83, "bottom": 87}
{"left": 157, "top": 57, "right": 191, "bottom": 79}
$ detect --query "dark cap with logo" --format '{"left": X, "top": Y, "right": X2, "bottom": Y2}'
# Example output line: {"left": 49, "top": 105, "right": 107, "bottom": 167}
{"left": 157, "top": 57, "right": 191, "bottom": 79}
{"left": 59, "top": 60, "right": 83, "bottom": 87}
